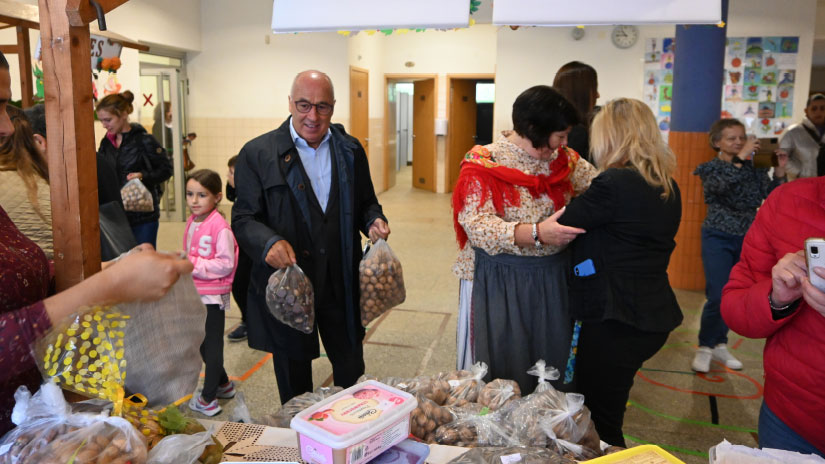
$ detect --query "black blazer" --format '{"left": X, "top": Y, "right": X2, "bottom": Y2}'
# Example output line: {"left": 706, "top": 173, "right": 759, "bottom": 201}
{"left": 231, "top": 118, "right": 386, "bottom": 358}
{"left": 559, "top": 167, "right": 683, "bottom": 333}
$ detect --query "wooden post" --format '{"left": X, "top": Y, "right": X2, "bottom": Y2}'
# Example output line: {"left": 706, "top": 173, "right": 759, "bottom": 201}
{"left": 39, "top": 0, "right": 101, "bottom": 290}
{"left": 16, "top": 26, "right": 32, "bottom": 108}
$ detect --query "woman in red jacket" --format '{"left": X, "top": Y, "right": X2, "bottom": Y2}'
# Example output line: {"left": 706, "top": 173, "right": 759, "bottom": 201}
{"left": 722, "top": 177, "right": 825, "bottom": 457}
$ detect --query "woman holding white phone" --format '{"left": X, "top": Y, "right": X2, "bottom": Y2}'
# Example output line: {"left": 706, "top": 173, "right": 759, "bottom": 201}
{"left": 691, "top": 119, "right": 788, "bottom": 374}
{"left": 722, "top": 179, "right": 825, "bottom": 457}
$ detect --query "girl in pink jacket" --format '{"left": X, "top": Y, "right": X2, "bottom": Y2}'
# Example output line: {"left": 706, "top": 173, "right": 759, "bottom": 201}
{"left": 184, "top": 169, "right": 239, "bottom": 416}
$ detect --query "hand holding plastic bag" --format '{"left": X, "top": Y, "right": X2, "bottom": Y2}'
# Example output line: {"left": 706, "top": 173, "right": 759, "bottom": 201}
{"left": 266, "top": 264, "right": 314, "bottom": 333}
{"left": 121, "top": 178, "right": 154, "bottom": 212}
{"left": 359, "top": 239, "right": 406, "bottom": 325}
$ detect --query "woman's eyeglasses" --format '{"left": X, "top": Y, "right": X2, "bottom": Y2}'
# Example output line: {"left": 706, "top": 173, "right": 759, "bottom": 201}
{"left": 294, "top": 100, "right": 334, "bottom": 115}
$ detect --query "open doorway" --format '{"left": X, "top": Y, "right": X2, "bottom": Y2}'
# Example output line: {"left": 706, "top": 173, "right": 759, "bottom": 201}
{"left": 446, "top": 75, "right": 495, "bottom": 192}
{"left": 384, "top": 74, "right": 437, "bottom": 192}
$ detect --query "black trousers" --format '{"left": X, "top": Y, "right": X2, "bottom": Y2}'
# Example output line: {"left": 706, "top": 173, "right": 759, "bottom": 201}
{"left": 200, "top": 304, "right": 230, "bottom": 401}
{"left": 272, "top": 279, "right": 365, "bottom": 404}
{"left": 231, "top": 250, "right": 252, "bottom": 324}
{"left": 575, "top": 319, "right": 669, "bottom": 447}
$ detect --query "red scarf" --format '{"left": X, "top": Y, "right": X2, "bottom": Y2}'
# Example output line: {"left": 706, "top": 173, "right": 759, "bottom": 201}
{"left": 451, "top": 144, "right": 578, "bottom": 249}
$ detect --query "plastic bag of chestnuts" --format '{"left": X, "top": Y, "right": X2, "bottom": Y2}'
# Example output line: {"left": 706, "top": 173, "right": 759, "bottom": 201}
{"left": 265, "top": 264, "right": 315, "bottom": 334}
{"left": 359, "top": 238, "right": 406, "bottom": 326}
{"left": 120, "top": 178, "right": 155, "bottom": 212}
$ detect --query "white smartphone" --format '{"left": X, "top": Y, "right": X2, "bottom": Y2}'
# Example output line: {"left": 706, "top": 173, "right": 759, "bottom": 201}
{"left": 805, "top": 238, "right": 825, "bottom": 292}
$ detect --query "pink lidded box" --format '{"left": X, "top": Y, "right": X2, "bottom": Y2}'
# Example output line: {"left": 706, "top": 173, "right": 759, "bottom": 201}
{"left": 290, "top": 380, "right": 418, "bottom": 464}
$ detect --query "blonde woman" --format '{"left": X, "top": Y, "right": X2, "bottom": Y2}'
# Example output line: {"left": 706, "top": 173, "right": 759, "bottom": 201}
{"left": 548, "top": 98, "right": 683, "bottom": 446}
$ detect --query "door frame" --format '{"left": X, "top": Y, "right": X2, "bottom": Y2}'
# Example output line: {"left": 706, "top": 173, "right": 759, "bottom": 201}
{"left": 445, "top": 73, "right": 495, "bottom": 193}
{"left": 349, "top": 65, "right": 369, "bottom": 158}
{"left": 383, "top": 73, "right": 438, "bottom": 192}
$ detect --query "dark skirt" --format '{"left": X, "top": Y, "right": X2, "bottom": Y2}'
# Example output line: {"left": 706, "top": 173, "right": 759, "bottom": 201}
{"left": 472, "top": 247, "right": 573, "bottom": 394}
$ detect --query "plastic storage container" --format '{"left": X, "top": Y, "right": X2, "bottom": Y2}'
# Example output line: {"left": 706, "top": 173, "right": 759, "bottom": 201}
{"left": 585, "top": 444, "right": 685, "bottom": 463}
{"left": 372, "top": 439, "right": 430, "bottom": 464}
{"left": 290, "top": 380, "right": 418, "bottom": 464}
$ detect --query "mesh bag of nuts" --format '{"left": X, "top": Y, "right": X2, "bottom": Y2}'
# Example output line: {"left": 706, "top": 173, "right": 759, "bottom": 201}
{"left": 0, "top": 382, "right": 148, "bottom": 464}
{"left": 265, "top": 264, "right": 315, "bottom": 334}
{"left": 359, "top": 239, "right": 406, "bottom": 326}
{"left": 120, "top": 178, "right": 155, "bottom": 212}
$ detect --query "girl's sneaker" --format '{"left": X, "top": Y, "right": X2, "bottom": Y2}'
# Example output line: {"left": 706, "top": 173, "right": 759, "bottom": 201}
{"left": 216, "top": 381, "right": 236, "bottom": 399}
{"left": 189, "top": 395, "right": 221, "bottom": 417}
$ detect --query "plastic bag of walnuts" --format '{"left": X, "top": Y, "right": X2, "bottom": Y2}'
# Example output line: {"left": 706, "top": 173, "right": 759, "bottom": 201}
{"left": 538, "top": 393, "right": 602, "bottom": 460}
{"left": 478, "top": 379, "right": 521, "bottom": 410}
{"left": 410, "top": 394, "right": 454, "bottom": 443}
{"left": 265, "top": 264, "right": 315, "bottom": 334}
{"left": 433, "top": 413, "right": 516, "bottom": 448}
{"left": 0, "top": 382, "right": 148, "bottom": 464}
{"left": 526, "top": 359, "right": 560, "bottom": 394}
{"left": 359, "top": 239, "right": 406, "bottom": 326}
{"left": 120, "top": 178, "right": 154, "bottom": 212}
{"left": 446, "top": 446, "right": 575, "bottom": 464}
{"left": 438, "top": 361, "right": 488, "bottom": 405}
{"left": 256, "top": 386, "right": 343, "bottom": 428}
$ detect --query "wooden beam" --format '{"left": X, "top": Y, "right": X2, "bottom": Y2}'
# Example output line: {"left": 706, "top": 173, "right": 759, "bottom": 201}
{"left": 0, "top": 44, "right": 16, "bottom": 54}
{"left": 39, "top": 0, "right": 101, "bottom": 290}
{"left": 66, "top": 0, "right": 129, "bottom": 27}
{"left": 16, "top": 26, "right": 32, "bottom": 108}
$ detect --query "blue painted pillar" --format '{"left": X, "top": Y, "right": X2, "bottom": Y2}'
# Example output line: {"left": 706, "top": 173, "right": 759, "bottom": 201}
{"left": 668, "top": 0, "right": 728, "bottom": 290}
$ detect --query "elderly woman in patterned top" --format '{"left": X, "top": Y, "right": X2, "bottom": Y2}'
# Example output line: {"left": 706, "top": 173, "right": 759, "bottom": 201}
{"left": 691, "top": 118, "right": 788, "bottom": 374}
{"left": 451, "top": 85, "right": 597, "bottom": 393}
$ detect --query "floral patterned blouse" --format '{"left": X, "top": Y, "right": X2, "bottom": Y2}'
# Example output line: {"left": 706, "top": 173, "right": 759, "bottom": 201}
{"left": 0, "top": 205, "right": 51, "bottom": 434}
{"left": 453, "top": 135, "right": 598, "bottom": 280}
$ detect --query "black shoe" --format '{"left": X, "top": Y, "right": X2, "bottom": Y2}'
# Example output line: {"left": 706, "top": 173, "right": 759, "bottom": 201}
{"left": 227, "top": 323, "right": 247, "bottom": 342}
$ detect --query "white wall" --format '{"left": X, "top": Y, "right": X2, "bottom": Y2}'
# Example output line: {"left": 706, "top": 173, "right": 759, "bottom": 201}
{"left": 494, "top": 0, "right": 817, "bottom": 135}
{"left": 188, "top": 0, "right": 350, "bottom": 121}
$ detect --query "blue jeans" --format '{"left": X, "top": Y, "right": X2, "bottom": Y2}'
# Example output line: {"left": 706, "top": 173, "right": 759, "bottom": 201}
{"left": 131, "top": 221, "right": 159, "bottom": 249}
{"left": 698, "top": 227, "right": 743, "bottom": 347}
{"left": 759, "top": 402, "right": 824, "bottom": 457}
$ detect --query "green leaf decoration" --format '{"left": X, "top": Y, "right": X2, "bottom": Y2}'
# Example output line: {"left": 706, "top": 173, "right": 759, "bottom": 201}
{"left": 380, "top": 29, "right": 394, "bottom": 36}
{"left": 470, "top": 0, "right": 481, "bottom": 14}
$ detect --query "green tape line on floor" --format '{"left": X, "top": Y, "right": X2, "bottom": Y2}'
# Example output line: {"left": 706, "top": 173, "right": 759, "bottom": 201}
{"left": 628, "top": 400, "right": 758, "bottom": 433}
{"left": 623, "top": 433, "right": 708, "bottom": 458}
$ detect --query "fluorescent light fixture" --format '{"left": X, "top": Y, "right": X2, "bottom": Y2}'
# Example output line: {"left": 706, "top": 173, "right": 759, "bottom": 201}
{"left": 272, "top": 0, "right": 470, "bottom": 33}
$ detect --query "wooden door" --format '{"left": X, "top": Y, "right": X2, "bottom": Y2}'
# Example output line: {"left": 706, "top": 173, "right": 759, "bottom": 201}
{"left": 448, "top": 79, "right": 477, "bottom": 191}
{"left": 386, "top": 81, "right": 397, "bottom": 189}
{"left": 349, "top": 67, "right": 369, "bottom": 157}
{"left": 412, "top": 79, "right": 435, "bottom": 191}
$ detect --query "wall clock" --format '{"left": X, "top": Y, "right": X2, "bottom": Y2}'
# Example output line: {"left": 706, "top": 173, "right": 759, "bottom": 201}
{"left": 611, "top": 25, "right": 639, "bottom": 49}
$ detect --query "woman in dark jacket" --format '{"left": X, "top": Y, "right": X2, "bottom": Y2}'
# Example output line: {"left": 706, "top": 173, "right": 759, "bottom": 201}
{"left": 543, "top": 98, "right": 682, "bottom": 446}
{"left": 96, "top": 91, "right": 172, "bottom": 247}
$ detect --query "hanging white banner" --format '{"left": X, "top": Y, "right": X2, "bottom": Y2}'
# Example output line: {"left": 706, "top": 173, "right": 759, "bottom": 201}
{"left": 493, "top": 0, "right": 721, "bottom": 26}
{"left": 271, "top": 0, "right": 470, "bottom": 33}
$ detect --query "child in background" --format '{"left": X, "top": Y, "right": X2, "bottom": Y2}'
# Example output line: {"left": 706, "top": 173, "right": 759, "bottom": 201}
{"left": 225, "top": 155, "right": 251, "bottom": 342}
{"left": 185, "top": 169, "right": 239, "bottom": 416}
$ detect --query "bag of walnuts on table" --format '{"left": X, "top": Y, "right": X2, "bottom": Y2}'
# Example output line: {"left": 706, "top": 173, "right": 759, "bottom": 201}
{"left": 359, "top": 239, "right": 406, "bottom": 326}
{"left": 266, "top": 264, "right": 315, "bottom": 334}
{"left": 256, "top": 386, "right": 343, "bottom": 428}
{"left": 121, "top": 178, "right": 154, "bottom": 212}
{"left": 0, "top": 382, "right": 148, "bottom": 464}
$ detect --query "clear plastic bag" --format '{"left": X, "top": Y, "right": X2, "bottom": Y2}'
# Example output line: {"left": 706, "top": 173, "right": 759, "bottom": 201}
{"left": 266, "top": 264, "right": 315, "bottom": 334}
{"left": 410, "top": 394, "right": 454, "bottom": 442}
{"left": 356, "top": 375, "right": 432, "bottom": 396}
{"left": 477, "top": 379, "right": 521, "bottom": 410}
{"left": 229, "top": 392, "right": 252, "bottom": 424}
{"left": 256, "top": 386, "right": 342, "bottom": 428}
{"left": 359, "top": 239, "right": 406, "bottom": 326}
{"left": 433, "top": 412, "right": 517, "bottom": 448}
{"left": 437, "top": 361, "right": 488, "bottom": 405}
{"left": 447, "top": 446, "right": 575, "bottom": 464}
{"left": 147, "top": 429, "right": 214, "bottom": 464}
{"left": 0, "top": 382, "right": 148, "bottom": 464}
{"left": 538, "top": 393, "right": 601, "bottom": 460}
{"left": 499, "top": 387, "right": 570, "bottom": 448}
{"left": 121, "top": 178, "right": 154, "bottom": 212}
{"left": 526, "top": 359, "right": 560, "bottom": 394}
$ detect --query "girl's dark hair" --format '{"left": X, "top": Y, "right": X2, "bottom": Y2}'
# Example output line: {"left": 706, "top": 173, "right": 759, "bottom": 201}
{"left": 96, "top": 90, "right": 135, "bottom": 116}
{"left": 708, "top": 118, "right": 745, "bottom": 150}
{"left": 553, "top": 61, "right": 598, "bottom": 123}
{"left": 187, "top": 169, "right": 222, "bottom": 198}
{"left": 512, "top": 85, "right": 580, "bottom": 149}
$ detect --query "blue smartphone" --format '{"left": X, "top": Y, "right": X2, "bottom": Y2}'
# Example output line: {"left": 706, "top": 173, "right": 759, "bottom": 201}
{"left": 574, "top": 258, "right": 596, "bottom": 277}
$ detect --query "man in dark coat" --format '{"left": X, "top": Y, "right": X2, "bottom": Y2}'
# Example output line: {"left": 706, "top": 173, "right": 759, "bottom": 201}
{"left": 232, "top": 70, "right": 390, "bottom": 403}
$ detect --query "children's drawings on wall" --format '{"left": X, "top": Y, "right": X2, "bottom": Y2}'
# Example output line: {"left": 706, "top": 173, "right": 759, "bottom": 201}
{"left": 644, "top": 36, "right": 799, "bottom": 138}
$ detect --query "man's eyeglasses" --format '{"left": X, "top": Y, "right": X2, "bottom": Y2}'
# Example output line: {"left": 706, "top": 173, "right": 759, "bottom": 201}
{"left": 294, "top": 100, "right": 334, "bottom": 115}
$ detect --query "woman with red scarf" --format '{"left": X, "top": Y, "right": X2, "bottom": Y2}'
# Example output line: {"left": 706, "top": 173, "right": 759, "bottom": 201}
{"left": 452, "top": 86, "right": 597, "bottom": 392}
